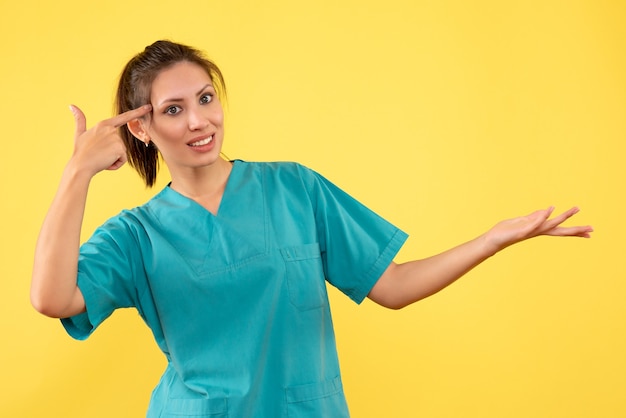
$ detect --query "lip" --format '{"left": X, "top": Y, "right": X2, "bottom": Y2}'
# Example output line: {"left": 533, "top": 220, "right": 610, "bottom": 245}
{"left": 187, "top": 133, "right": 214, "bottom": 146}
{"left": 187, "top": 132, "right": 217, "bottom": 154}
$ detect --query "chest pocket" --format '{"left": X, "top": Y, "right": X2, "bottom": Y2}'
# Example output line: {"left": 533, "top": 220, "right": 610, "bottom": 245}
{"left": 281, "top": 243, "right": 328, "bottom": 311}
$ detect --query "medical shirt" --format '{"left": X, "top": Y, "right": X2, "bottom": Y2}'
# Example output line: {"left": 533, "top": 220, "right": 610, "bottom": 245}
{"left": 62, "top": 161, "right": 408, "bottom": 417}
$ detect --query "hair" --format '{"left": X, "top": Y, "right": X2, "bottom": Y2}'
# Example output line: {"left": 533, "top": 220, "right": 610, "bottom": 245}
{"left": 115, "top": 40, "right": 227, "bottom": 187}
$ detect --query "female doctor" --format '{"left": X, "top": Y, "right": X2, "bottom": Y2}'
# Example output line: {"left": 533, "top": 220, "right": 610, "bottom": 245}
{"left": 31, "top": 40, "right": 593, "bottom": 418}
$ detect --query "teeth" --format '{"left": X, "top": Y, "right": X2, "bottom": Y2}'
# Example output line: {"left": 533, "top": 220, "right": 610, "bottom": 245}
{"left": 190, "top": 136, "right": 213, "bottom": 146}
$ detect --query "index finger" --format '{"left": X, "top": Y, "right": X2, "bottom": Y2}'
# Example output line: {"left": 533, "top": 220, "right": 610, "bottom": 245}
{"left": 545, "top": 206, "right": 580, "bottom": 228}
{"left": 109, "top": 104, "right": 153, "bottom": 128}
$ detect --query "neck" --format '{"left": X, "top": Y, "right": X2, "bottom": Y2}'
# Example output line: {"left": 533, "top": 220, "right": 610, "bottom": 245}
{"left": 169, "top": 158, "right": 233, "bottom": 202}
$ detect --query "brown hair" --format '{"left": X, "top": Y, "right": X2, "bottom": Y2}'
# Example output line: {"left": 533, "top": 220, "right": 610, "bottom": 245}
{"left": 115, "top": 40, "right": 226, "bottom": 187}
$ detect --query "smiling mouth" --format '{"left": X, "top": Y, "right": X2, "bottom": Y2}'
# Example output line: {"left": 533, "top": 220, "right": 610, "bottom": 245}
{"left": 189, "top": 136, "right": 213, "bottom": 147}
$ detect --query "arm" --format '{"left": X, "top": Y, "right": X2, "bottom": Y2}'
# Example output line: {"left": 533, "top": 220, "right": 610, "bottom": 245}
{"left": 30, "top": 104, "right": 151, "bottom": 318}
{"left": 368, "top": 206, "right": 593, "bottom": 309}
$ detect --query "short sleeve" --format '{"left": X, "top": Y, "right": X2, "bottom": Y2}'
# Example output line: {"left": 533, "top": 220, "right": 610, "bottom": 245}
{"left": 298, "top": 165, "right": 409, "bottom": 304}
{"left": 61, "top": 214, "right": 144, "bottom": 340}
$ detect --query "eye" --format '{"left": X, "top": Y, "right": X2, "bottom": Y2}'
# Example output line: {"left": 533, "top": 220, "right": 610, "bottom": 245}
{"left": 165, "top": 105, "right": 181, "bottom": 115}
{"left": 200, "top": 93, "right": 213, "bottom": 105}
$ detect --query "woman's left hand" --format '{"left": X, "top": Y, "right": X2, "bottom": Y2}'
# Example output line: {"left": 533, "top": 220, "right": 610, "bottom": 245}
{"left": 369, "top": 206, "right": 593, "bottom": 309}
{"left": 484, "top": 206, "right": 593, "bottom": 255}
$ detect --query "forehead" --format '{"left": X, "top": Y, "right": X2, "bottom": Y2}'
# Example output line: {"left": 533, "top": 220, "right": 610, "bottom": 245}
{"left": 150, "top": 61, "right": 213, "bottom": 98}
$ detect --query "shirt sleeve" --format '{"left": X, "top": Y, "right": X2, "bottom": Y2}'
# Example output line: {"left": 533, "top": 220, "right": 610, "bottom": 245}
{"left": 61, "top": 213, "right": 144, "bottom": 340}
{"left": 298, "top": 164, "right": 409, "bottom": 304}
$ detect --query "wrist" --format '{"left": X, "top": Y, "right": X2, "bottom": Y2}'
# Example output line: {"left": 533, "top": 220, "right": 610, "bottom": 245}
{"left": 61, "top": 160, "right": 95, "bottom": 192}
{"left": 477, "top": 233, "right": 503, "bottom": 258}
{"left": 64, "top": 157, "right": 97, "bottom": 182}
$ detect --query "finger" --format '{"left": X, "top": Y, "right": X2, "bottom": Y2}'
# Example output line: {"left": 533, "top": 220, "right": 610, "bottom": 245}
{"left": 107, "top": 154, "right": 127, "bottom": 171}
{"left": 531, "top": 206, "right": 554, "bottom": 221}
{"left": 109, "top": 104, "right": 153, "bottom": 128}
{"left": 543, "top": 207, "right": 580, "bottom": 230}
{"left": 544, "top": 225, "right": 594, "bottom": 238}
{"left": 524, "top": 207, "right": 554, "bottom": 233}
{"left": 69, "top": 105, "right": 86, "bottom": 137}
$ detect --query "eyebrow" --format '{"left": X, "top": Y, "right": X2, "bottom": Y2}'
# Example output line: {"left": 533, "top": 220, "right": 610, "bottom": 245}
{"left": 157, "top": 84, "right": 214, "bottom": 106}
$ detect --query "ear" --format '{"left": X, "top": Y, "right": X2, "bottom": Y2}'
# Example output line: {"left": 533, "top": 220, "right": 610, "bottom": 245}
{"left": 127, "top": 118, "right": 150, "bottom": 145}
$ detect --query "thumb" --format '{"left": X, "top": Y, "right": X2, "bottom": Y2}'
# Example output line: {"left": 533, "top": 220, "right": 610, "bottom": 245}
{"left": 69, "top": 105, "right": 86, "bottom": 139}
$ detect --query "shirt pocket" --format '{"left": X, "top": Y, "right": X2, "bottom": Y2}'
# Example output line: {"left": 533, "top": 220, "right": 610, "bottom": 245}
{"left": 163, "top": 397, "right": 229, "bottom": 417}
{"left": 285, "top": 376, "right": 350, "bottom": 418}
{"left": 280, "top": 243, "right": 328, "bottom": 311}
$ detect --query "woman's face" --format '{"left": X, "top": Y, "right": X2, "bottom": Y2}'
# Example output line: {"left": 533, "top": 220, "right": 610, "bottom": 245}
{"left": 145, "top": 61, "right": 225, "bottom": 174}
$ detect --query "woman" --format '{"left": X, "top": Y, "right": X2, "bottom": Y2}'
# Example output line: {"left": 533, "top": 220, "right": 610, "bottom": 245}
{"left": 31, "top": 40, "right": 592, "bottom": 417}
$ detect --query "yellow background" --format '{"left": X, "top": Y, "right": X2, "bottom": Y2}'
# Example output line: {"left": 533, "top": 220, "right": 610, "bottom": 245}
{"left": 1, "top": 0, "right": 624, "bottom": 416}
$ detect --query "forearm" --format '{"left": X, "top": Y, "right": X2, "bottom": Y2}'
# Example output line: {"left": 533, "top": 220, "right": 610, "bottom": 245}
{"left": 368, "top": 206, "right": 592, "bottom": 309}
{"left": 368, "top": 234, "right": 494, "bottom": 309}
{"left": 31, "top": 163, "right": 91, "bottom": 317}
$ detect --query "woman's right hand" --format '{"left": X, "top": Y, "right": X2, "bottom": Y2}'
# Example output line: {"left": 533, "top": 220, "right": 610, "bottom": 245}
{"left": 69, "top": 104, "right": 152, "bottom": 176}
{"left": 31, "top": 103, "right": 152, "bottom": 318}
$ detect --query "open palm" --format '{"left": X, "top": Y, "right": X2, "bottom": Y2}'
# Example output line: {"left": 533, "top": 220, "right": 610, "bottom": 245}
{"left": 485, "top": 206, "right": 593, "bottom": 254}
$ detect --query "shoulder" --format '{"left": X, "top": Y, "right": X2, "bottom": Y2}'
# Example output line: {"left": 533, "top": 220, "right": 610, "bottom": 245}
{"left": 234, "top": 160, "right": 321, "bottom": 186}
{"left": 90, "top": 189, "right": 167, "bottom": 239}
{"left": 87, "top": 209, "right": 145, "bottom": 246}
{"left": 234, "top": 159, "right": 311, "bottom": 173}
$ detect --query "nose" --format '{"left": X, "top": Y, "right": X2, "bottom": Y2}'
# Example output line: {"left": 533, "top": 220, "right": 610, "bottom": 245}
{"left": 187, "top": 106, "right": 209, "bottom": 131}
